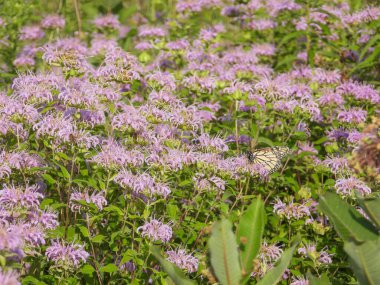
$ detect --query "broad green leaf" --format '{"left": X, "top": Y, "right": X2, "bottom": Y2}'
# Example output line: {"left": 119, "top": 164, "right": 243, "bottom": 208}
{"left": 100, "top": 264, "right": 118, "bottom": 273}
{"left": 308, "top": 272, "right": 332, "bottom": 285}
{"left": 358, "top": 197, "right": 380, "bottom": 229}
{"left": 92, "top": 235, "right": 105, "bottom": 243}
{"left": 344, "top": 238, "right": 380, "bottom": 285}
{"left": 81, "top": 264, "right": 95, "bottom": 276}
{"left": 150, "top": 246, "right": 195, "bottom": 285}
{"left": 103, "top": 205, "right": 123, "bottom": 216}
{"left": 209, "top": 218, "right": 241, "bottom": 285}
{"left": 237, "top": 198, "right": 265, "bottom": 281}
{"left": 257, "top": 137, "right": 274, "bottom": 147}
{"left": 21, "top": 276, "right": 47, "bottom": 285}
{"left": 78, "top": 226, "right": 90, "bottom": 238}
{"left": 41, "top": 174, "right": 56, "bottom": 185}
{"left": 319, "top": 192, "right": 378, "bottom": 242}
{"left": 256, "top": 235, "right": 301, "bottom": 285}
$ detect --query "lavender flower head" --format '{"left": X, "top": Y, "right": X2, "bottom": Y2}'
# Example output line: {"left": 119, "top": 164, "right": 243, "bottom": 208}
{"left": 69, "top": 190, "right": 107, "bottom": 212}
{"left": 166, "top": 248, "right": 198, "bottom": 273}
{"left": 20, "top": 26, "right": 45, "bottom": 41}
{"left": 41, "top": 15, "right": 65, "bottom": 29}
{"left": 137, "top": 219, "right": 172, "bottom": 243}
{"left": 335, "top": 177, "right": 371, "bottom": 196}
{"left": 93, "top": 14, "right": 120, "bottom": 30}
{"left": 46, "top": 240, "right": 89, "bottom": 269}
{"left": 0, "top": 269, "right": 20, "bottom": 285}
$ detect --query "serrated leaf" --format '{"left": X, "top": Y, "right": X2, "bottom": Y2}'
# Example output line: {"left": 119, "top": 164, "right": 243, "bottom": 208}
{"left": 209, "top": 218, "right": 241, "bottom": 285}
{"left": 256, "top": 235, "right": 301, "bottom": 285}
{"left": 150, "top": 246, "right": 195, "bottom": 285}
{"left": 237, "top": 198, "right": 265, "bottom": 281}
{"left": 319, "top": 192, "right": 378, "bottom": 242}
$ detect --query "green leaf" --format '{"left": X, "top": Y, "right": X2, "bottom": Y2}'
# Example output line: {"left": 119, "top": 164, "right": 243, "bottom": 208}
{"left": 103, "top": 205, "right": 123, "bottom": 216}
{"left": 308, "top": 272, "right": 332, "bottom": 285}
{"left": 237, "top": 198, "right": 265, "bottom": 280}
{"left": 100, "top": 264, "right": 118, "bottom": 273}
{"left": 344, "top": 238, "right": 380, "bottom": 285}
{"left": 81, "top": 264, "right": 95, "bottom": 276}
{"left": 78, "top": 226, "right": 90, "bottom": 238}
{"left": 359, "top": 34, "right": 380, "bottom": 61}
{"left": 257, "top": 137, "right": 274, "bottom": 147}
{"left": 358, "top": 197, "right": 380, "bottom": 229}
{"left": 256, "top": 235, "right": 301, "bottom": 285}
{"left": 41, "top": 174, "right": 56, "bottom": 185}
{"left": 21, "top": 276, "right": 47, "bottom": 285}
{"left": 150, "top": 246, "right": 195, "bottom": 285}
{"left": 319, "top": 192, "right": 378, "bottom": 242}
{"left": 209, "top": 218, "right": 241, "bottom": 285}
{"left": 92, "top": 235, "right": 105, "bottom": 243}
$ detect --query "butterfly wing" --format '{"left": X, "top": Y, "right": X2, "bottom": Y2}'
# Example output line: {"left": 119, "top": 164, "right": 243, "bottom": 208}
{"left": 247, "top": 147, "right": 290, "bottom": 174}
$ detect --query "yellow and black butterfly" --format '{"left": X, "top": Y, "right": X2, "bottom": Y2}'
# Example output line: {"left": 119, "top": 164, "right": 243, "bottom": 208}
{"left": 247, "top": 146, "right": 290, "bottom": 174}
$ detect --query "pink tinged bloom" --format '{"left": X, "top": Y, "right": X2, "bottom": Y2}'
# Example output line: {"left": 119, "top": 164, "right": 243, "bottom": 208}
{"left": 0, "top": 269, "right": 20, "bottom": 285}
{"left": 11, "top": 72, "right": 62, "bottom": 104}
{"left": 0, "top": 225, "right": 24, "bottom": 252}
{"left": 290, "top": 276, "right": 309, "bottom": 285}
{"left": 111, "top": 106, "right": 147, "bottom": 133}
{"left": 323, "top": 157, "right": 349, "bottom": 174}
{"left": 166, "top": 39, "right": 189, "bottom": 51}
{"left": 7, "top": 151, "right": 43, "bottom": 169}
{"left": 196, "top": 133, "right": 228, "bottom": 152}
{"left": 318, "top": 90, "right": 344, "bottom": 106}
{"left": 166, "top": 249, "right": 198, "bottom": 273}
{"left": 137, "top": 219, "right": 172, "bottom": 243}
{"left": 337, "top": 81, "right": 380, "bottom": 104}
{"left": 29, "top": 209, "right": 59, "bottom": 229}
{"left": 138, "top": 26, "right": 167, "bottom": 38}
{"left": 20, "top": 26, "right": 45, "bottom": 41}
{"left": 147, "top": 71, "right": 176, "bottom": 91}
{"left": 248, "top": 19, "right": 276, "bottom": 30}
{"left": 114, "top": 170, "right": 170, "bottom": 198}
{"left": 337, "top": 108, "right": 367, "bottom": 124}
{"left": 335, "top": 177, "right": 371, "bottom": 196}
{"left": 41, "top": 46, "right": 86, "bottom": 70}
{"left": 259, "top": 241, "right": 283, "bottom": 263}
{"left": 297, "top": 141, "right": 318, "bottom": 155}
{"left": 22, "top": 223, "right": 46, "bottom": 246}
{"left": 13, "top": 45, "right": 37, "bottom": 67}
{"left": 41, "top": 15, "right": 65, "bottom": 29}
{"left": 273, "top": 198, "right": 310, "bottom": 220}
{"left": 254, "top": 76, "right": 292, "bottom": 100}
{"left": 318, "top": 250, "right": 332, "bottom": 264}
{"left": 273, "top": 100, "right": 299, "bottom": 113}
{"left": 93, "top": 14, "right": 120, "bottom": 30}
{"left": 96, "top": 47, "right": 141, "bottom": 82}
{"left": 69, "top": 191, "right": 107, "bottom": 212}
{"left": 0, "top": 184, "right": 43, "bottom": 210}
{"left": 347, "top": 130, "right": 367, "bottom": 144}
{"left": 251, "top": 44, "right": 276, "bottom": 56}
{"left": 90, "top": 34, "right": 118, "bottom": 55}
{"left": 135, "top": 41, "right": 154, "bottom": 51}
{"left": 312, "top": 68, "right": 341, "bottom": 84}
{"left": 46, "top": 240, "right": 89, "bottom": 268}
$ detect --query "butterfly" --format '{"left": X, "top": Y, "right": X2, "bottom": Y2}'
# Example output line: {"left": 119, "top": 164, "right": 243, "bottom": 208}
{"left": 246, "top": 146, "right": 290, "bottom": 174}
